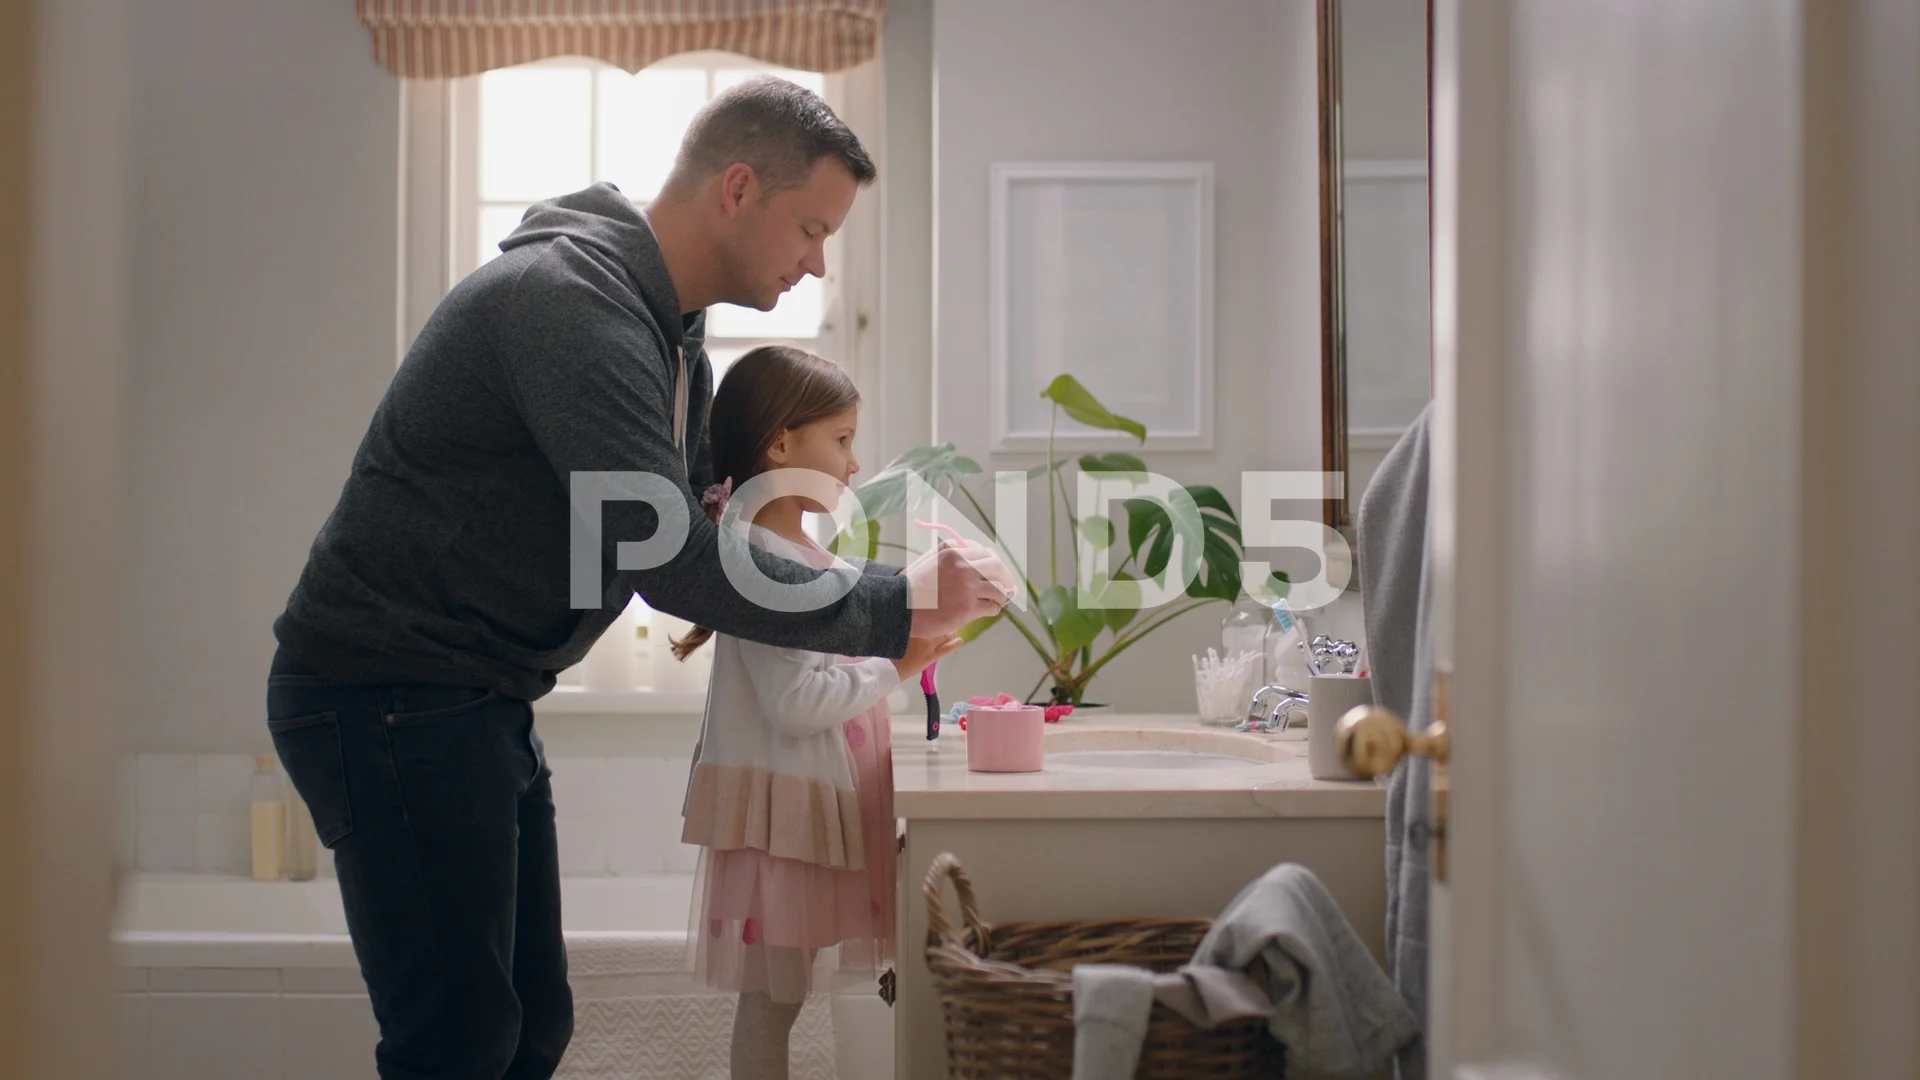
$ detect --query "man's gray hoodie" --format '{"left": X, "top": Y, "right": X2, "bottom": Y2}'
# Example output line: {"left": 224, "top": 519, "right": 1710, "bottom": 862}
{"left": 274, "top": 183, "right": 911, "bottom": 699}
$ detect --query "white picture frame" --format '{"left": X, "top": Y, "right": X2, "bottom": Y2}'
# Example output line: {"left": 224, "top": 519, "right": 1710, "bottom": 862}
{"left": 989, "top": 161, "right": 1215, "bottom": 452}
{"left": 1341, "top": 158, "right": 1433, "bottom": 438}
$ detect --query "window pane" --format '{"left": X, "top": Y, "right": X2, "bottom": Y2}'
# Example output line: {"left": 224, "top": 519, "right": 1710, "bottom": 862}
{"left": 714, "top": 67, "right": 825, "bottom": 97}
{"left": 479, "top": 204, "right": 530, "bottom": 267}
{"left": 481, "top": 68, "right": 592, "bottom": 201}
{"left": 597, "top": 68, "right": 707, "bottom": 201}
{"left": 705, "top": 346, "right": 749, "bottom": 389}
{"left": 707, "top": 275, "right": 824, "bottom": 340}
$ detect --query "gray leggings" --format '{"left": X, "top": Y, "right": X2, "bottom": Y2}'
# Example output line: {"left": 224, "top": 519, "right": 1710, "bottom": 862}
{"left": 731, "top": 992, "right": 806, "bottom": 1080}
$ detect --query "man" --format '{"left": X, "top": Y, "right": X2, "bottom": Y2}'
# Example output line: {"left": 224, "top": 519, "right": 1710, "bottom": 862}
{"left": 265, "top": 78, "right": 1005, "bottom": 1079}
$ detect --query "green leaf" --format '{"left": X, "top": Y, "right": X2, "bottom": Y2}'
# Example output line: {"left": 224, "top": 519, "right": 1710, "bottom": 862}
{"left": 853, "top": 443, "right": 982, "bottom": 519}
{"left": 1200, "top": 511, "right": 1242, "bottom": 545}
{"left": 1183, "top": 484, "right": 1236, "bottom": 520}
{"left": 1079, "top": 515, "right": 1116, "bottom": 550}
{"left": 1090, "top": 571, "right": 1142, "bottom": 634}
{"left": 829, "top": 518, "right": 881, "bottom": 562}
{"left": 1003, "top": 459, "right": 1070, "bottom": 482}
{"left": 956, "top": 611, "right": 1002, "bottom": 643}
{"left": 1038, "top": 584, "right": 1072, "bottom": 626}
{"left": 1171, "top": 487, "right": 1252, "bottom": 601}
{"left": 1185, "top": 527, "right": 1244, "bottom": 601}
{"left": 1126, "top": 499, "right": 1175, "bottom": 578}
{"left": 850, "top": 469, "right": 916, "bottom": 521}
{"left": 1038, "top": 585, "right": 1106, "bottom": 655}
{"left": 1122, "top": 494, "right": 1206, "bottom": 589}
{"left": 1078, "top": 452, "right": 1148, "bottom": 475}
{"left": 1041, "top": 375, "right": 1148, "bottom": 443}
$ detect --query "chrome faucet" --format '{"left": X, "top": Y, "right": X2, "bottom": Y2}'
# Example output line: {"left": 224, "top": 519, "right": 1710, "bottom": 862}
{"left": 1247, "top": 684, "right": 1309, "bottom": 730}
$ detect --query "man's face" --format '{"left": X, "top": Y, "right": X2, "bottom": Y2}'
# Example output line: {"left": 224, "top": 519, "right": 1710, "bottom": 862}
{"left": 718, "top": 157, "right": 859, "bottom": 311}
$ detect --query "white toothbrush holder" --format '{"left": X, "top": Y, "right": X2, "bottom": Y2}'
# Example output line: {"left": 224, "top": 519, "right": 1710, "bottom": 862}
{"left": 1306, "top": 674, "right": 1374, "bottom": 781}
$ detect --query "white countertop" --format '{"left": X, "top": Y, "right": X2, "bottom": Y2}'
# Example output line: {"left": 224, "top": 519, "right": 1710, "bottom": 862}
{"left": 888, "top": 711, "right": 1386, "bottom": 821}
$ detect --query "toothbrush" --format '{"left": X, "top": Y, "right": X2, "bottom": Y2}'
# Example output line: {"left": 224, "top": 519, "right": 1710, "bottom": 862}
{"left": 921, "top": 661, "right": 941, "bottom": 740}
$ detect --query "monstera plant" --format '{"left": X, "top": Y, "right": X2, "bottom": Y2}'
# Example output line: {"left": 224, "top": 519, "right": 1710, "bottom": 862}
{"left": 832, "top": 375, "right": 1285, "bottom": 707}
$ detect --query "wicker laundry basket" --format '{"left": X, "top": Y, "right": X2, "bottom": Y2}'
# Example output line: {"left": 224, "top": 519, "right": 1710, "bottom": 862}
{"left": 921, "top": 852, "right": 1285, "bottom": 1078}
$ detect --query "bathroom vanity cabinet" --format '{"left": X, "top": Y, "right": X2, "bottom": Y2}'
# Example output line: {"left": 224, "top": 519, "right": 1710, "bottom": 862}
{"left": 888, "top": 713, "right": 1387, "bottom": 1080}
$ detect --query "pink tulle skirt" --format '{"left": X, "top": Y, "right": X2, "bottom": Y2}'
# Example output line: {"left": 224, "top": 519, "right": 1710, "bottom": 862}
{"left": 687, "top": 699, "right": 896, "bottom": 1004}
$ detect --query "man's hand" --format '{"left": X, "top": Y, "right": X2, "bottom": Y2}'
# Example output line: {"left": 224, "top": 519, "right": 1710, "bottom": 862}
{"left": 905, "top": 545, "right": 1011, "bottom": 638}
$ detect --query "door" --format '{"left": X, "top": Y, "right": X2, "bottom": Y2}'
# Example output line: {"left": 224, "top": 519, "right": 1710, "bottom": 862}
{"left": 1424, "top": 2, "right": 1920, "bottom": 1078}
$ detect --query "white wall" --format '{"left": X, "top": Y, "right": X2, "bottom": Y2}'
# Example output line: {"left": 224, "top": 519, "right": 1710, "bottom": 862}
{"left": 124, "top": 1, "right": 399, "bottom": 752}
{"left": 927, "top": 0, "right": 1323, "bottom": 711}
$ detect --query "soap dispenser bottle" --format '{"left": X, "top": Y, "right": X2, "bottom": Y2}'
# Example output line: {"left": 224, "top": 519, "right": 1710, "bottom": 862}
{"left": 1221, "top": 596, "right": 1271, "bottom": 662}
{"left": 249, "top": 754, "right": 286, "bottom": 882}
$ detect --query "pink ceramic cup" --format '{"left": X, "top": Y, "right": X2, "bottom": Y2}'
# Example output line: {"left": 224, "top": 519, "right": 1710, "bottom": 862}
{"left": 964, "top": 702, "right": 1045, "bottom": 773}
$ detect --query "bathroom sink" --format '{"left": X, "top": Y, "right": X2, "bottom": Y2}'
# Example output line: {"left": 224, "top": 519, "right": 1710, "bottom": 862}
{"left": 1041, "top": 726, "right": 1287, "bottom": 764}
{"left": 1046, "top": 749, "right": 1263, "bottom": 770}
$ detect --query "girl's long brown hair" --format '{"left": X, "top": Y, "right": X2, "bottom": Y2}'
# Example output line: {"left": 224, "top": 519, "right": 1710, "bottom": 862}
{"left": 670, "top": 344, "right": 862, "bottom": 660}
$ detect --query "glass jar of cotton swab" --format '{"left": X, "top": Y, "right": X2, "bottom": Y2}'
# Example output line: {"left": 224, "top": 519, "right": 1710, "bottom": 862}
{"left": 1193, "top": 647, "right": 1264, "bottom": 727}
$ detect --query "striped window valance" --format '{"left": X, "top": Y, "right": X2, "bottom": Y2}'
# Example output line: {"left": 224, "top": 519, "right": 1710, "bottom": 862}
{"left": 356, "top": 1, "right": 886, "bottom": 79}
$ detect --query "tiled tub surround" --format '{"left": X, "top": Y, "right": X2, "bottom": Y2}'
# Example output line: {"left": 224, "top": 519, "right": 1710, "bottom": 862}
{"left": 115, "top": 748, "right": 894, "bottom": 1079}
{"left": 119, "top": 752, "right": 711, "bottom": 878}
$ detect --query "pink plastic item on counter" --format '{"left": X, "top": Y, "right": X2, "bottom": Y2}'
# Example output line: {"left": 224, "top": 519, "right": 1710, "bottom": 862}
{"left": 963, "top": 699, "right": 1045, "bottom": 773}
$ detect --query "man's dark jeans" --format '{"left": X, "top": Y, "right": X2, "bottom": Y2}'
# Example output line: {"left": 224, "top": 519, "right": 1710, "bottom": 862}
{"left": 267, "top": 648, "right": 572, "bottom": 1080}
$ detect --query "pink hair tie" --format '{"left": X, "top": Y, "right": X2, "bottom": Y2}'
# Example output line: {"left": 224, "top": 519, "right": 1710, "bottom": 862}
{"left": 700, "top": 477, "right": 733, "bottom": 523}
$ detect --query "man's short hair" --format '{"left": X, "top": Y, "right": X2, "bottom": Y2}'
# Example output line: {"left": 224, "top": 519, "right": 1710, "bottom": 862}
{"left": 666, "top": 75, "right": 876, "bottom": 197}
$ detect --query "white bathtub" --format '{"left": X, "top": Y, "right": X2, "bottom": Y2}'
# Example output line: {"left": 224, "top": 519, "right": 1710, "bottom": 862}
{"left": 113, "top": 874, "right": 890, "bottom": 1080}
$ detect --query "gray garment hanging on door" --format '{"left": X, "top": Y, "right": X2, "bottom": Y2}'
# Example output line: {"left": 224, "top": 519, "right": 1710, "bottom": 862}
{"left": 1355, "top": 400, "right": 1436, "bottom": 1080}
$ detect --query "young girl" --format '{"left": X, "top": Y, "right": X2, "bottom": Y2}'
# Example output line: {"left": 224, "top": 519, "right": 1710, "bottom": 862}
{"left": 673, "top": 344, "right": 964, "bottom": 1079}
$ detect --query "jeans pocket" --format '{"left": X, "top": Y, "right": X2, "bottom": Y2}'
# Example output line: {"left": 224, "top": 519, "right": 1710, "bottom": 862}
{"left": 385, "top": 686, "right": 500, "bottom": 727}
{"left": 267, "top": 711, "right": 353, "bottom": 847}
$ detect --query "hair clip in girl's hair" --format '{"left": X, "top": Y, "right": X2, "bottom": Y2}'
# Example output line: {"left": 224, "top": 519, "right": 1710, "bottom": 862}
{"left": 700, "top": 477, "right": 734, "bottom": 523}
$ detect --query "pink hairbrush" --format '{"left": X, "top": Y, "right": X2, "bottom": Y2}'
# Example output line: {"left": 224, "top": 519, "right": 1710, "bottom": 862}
{"left": 921, "top": 662, "right": 940, "bottom": 740}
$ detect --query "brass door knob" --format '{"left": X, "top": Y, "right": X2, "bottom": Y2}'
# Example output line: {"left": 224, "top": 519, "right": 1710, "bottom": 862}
{"left": 1336, "top": 706, "right": 1449, "bottom": 779}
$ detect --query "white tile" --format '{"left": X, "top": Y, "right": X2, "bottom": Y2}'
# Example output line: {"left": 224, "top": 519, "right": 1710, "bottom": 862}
{"left": 137, "top": 754, "right": 198, "bottom": 813}
{"left": 600, "top": 758, "right": 643, "bottom": 815}
{"left": 608, "top": 756, "right": 687, "bottom": 821}
{"left": 118, "top": 993, "right": 148, "bottom": 1080}
{"left": 556, "top": 814, "right": 607, "bottom": 876}
{"left": 149, "top": 993, "right": 281, "bottom": 1079}
{"left": 281, "top": 995, "right": 379, "bottom": 1080}
{"left": 602, "top": 758, "right": 687, "bottom": 875}
{"left": 117, "top": 812, "right": 139, "bottom": 871}
{"left": 194, "top": 812, "right": 251, "bottom": 875}
{"left": 607, "top": 815, "right": 664, "bottom": 876}
{"left": 136, "top": 813, "right": 196, "bottom": 872}
{"left": 115, "top": 966, "right": 148, "bottom": 992}
{"left": 196, "top": 753, "right": 257, "bottom": 813}
{"left": 547, "top": 756, "right": 607, "bottom": 817}
{"left": 663, "top": 837, "right": 701, "bottom": 874}
{"left": 151, "top": 966, "right": 280, "bottom": 993}
{"left": 117, "top": 754, "right": 140, "bottom": 814}
{"left": 280, "top": 967, "right": 367, "bottom": 994}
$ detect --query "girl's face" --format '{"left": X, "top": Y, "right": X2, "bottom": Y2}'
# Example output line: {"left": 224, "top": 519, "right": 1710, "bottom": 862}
{"left": 763, "top": 406, "right": 861, "bottom": 513}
